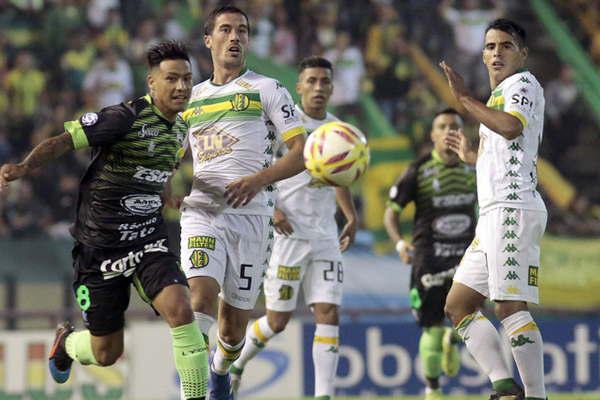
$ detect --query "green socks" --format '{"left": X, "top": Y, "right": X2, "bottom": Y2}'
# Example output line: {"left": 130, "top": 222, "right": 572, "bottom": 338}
{"left": 419, "top": 326, "right": 445, "bottom": 380}
{"left": 171, "top": 322, "right": 209, "bottom": 400}
{"left": 65, "top": 330, "right": 99, "bottom": 366}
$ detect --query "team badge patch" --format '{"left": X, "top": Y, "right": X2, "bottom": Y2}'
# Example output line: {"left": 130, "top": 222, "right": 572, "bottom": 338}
{"left": 278, "top": 285, "right": 293, "bottom": 300}
{"left": 188, "top": 236, "right": 216, "bottom": 250}
{"left": 528, "top": 266, "right": 539, "bottom": 287}
{"left": 277, "top": 265, "right": 301, "bottom": 281}
{"left": 189, "top": 250, "right": 209, "bottom": 269}
{"left": 81, "top": 112, "right": 98, "bottom": 126}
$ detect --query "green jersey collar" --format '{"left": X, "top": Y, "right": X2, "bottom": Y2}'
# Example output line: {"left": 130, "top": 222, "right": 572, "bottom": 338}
{"left": 143, "top": 94, "right": 169, "bottom": 121}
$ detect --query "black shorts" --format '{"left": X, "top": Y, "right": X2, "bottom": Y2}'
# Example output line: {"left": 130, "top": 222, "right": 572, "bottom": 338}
{"left": 72, "top": 237, "right": 187, "bottom": 336}
{"left": 409, "top": 262, "right": 457, "bottom": 327}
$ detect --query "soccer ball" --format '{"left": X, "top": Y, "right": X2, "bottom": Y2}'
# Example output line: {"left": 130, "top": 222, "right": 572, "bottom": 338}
{"left": 303, "top": 121, "right": 370, "bottom": 186}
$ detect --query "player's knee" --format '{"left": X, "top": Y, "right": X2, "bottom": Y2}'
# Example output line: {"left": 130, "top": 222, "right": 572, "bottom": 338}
{"left": 94, "top": 346, "right": 123, "bottom": 366}
{"left": 164, "top": 304, "right": 194, "bottom": 327}
{"left": 268, "top": 316, "right": 289, "bottom": 333}
{"left": 218, "top": 328, "right": 245, "bottom": 346}
{"left": 494, "top": 301, "right": 528, "bottom": 321}
{"left": 444, "top": 301, "right": 464, "bottom": 327}
{"left": 313, "top": 303, "right": 339, "bottom": 325}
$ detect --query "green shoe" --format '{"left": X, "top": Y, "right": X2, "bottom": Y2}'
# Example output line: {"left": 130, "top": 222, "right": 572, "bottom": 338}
{"left": 424, "top": 388, "right": 443, "bottom": 400}
{"left": 229, "top": 364, "right": 243, "bottom": 395}
{"left": 441, "top": 327, "right": 460, "bottom": 377}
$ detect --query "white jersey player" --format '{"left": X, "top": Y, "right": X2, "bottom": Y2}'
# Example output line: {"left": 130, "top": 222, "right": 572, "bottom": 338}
{"left": 179, "top": 7, "right": 306, "bottom": 400}
{"left": 230, "top": 56, "right": 358, "bottom": 400}
{"left": 441, "top": 19, "right": 547, "bottom": 400}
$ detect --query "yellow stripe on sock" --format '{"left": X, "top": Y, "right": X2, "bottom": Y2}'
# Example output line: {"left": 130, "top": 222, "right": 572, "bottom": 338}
{"left": 455, "top": 312, "right": 485, "bottom": 331}
{"left": 510, "top": 321, "right": 539, "bottom": 336}
{"left": 216, "top": 340, "right": 242, "bottom": 361}
{"left": 314, "top": 336, "right": 339, "bottom": 345}
{"left": 252, "top": 321, "right": 268, "bottom": 343}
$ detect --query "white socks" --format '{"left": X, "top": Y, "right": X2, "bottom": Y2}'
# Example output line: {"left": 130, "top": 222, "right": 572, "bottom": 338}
{"left": 502, "top": 311, "right": 546, "bottom": 399}
{"left": 313, "top": 324, "right": 340, "bottom": 398}
{"left": 212, "top": 334, "right": 245, "bottom": 375}
{"left": 194, "top": 312, "right": 216, "bottom": 338}
{"left": 232, "top": 316, "right": 276, "bottom": 370}
{"left": 456, "top": 310, "right": 512, "bottom": 383}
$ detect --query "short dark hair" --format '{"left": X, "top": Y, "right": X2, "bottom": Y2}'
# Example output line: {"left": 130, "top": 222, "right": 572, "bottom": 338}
{"left": 433, "top": 107, "right": 461, "bottom": 120}
{"left": 485, "top": 18, "right": 527, "bottom": 48}
{"left": 298, "top": 56, "right": 333, "bottom": 74}
{"left": 146, "top": 41, "right": 190, "bottom": 68}
{"left": 204, "top": 5, "right": 250, "bottom": 36}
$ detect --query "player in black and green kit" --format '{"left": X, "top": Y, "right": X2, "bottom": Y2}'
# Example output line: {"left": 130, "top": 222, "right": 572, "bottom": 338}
{"left": 0, "top": 41, "right": 208, "bottom": 400}
{"left": 384, "top": 108, "right": 476, "bottom": 400}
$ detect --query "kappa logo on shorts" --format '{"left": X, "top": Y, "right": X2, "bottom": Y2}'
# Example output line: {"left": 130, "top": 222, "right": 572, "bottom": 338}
{"left": 278, "top": 285, "right": 293, "bottom": 300}
{"left": 189, "top": 250, "right": 209, "bottom": 269}
{"left": 504, "top": 271, "right": 520, "bottom": 280}
{"left": 276, "top": 265, "right": 301, "bottom": 281}
{"left": 188, "top": 235, "right": 216, "bottom": 250}
{"left": 528, "top": 265, "right": 539, "bottom": 287}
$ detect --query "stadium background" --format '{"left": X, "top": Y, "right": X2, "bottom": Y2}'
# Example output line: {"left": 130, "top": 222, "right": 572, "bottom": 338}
{"left": 0, "top": 0, "right": 598, "bottom": 398}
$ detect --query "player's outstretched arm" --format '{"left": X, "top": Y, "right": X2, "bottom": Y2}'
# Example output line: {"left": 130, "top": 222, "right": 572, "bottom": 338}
{"left": 439, "top": 61, "right": 523, "bottom": 140}
{"left": 383, "top": 206, "right": 414, "bottom": 264}
{"left": 336, "top": 187, "right": 358, "bottom": 252}
{"left": 0, "top": 131, "right": 74, "bottom": 190}
{"left": 225, "top": 135, "right": 305, "bottom": 208}
{"left": 445, "top": 129, "right": 477, "bottom": 165}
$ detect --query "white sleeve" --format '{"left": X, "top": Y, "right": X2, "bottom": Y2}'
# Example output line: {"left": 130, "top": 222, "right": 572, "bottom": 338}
{"left": 262, "top": 80, "right": 306, "bottom": 142}
{"left": 503, "top": 76, "right": 538, "bottom": 128}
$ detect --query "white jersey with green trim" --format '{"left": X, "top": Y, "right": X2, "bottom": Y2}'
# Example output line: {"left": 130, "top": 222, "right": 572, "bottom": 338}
{"left": 274, "top": 106, "right": 338, "bottom": 240}
{"left": 478, "top": 71, "right": 546, "bottom": 214}
{"left": 181, "top": 69, "right": 305, "bottom": 216}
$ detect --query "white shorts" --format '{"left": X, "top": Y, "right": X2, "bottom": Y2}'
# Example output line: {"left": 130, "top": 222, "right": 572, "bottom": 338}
{"left": 454, "top": 207, "right": 546, "bottom": 304}
{"left": 264, "top": 235, "right": 343, "bottom": 312}
{"left": 180, "top": 207, "right": 273, "bottom": 310}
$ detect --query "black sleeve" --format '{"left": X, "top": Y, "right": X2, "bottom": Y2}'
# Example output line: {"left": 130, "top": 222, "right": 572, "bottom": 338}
{"left": 388, "top": 162, "right": 418, "bottom": 209}
{"left": 78, "top": 103, "right": 136, "bottom": 147}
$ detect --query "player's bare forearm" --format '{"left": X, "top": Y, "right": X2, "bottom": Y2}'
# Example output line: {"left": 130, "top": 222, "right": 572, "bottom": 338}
{"left": 335, "top": 187, "right": 358, "bottom": 224}
{"left": 256, "top": 135, "right": 305, "bottom": 186}
{"left": 383, "top": 207, "right": 403, "bottom": 243}
{"left": 459, "top": 96, "right": 523, "bottom": 140}
{"left": 1, "top": 132, "right": 74, "bottom": 187}
{"left": 21, "top": 132, "right": 74, "bottom": 172}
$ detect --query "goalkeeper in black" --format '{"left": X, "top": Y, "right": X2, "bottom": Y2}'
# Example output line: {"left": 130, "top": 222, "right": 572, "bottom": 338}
{"left": 384, "top": 108, "right": 476, "bottom": 400}
{"left": 0, "top": 41, "right": 208, "bottom": 400}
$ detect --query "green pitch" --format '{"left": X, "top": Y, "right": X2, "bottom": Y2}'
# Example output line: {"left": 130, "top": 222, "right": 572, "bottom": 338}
{"left": 268, "top": 395, "right": 600, "bottom": 400}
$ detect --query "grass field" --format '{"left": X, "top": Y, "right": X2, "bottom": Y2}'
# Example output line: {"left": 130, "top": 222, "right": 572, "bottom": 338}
{"left": 269, "top": 395, "right": 600, "bottom": 400}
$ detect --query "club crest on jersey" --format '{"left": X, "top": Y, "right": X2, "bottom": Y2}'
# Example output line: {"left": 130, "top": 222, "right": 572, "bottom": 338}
{"left": 192, "top": 127, "right": 239, "bottom": 162}
{"left": 230, "top": 93, "right": 250, "bottom": 111}
{"left": 189, "top": 249, "right": 209, "bottom": 269}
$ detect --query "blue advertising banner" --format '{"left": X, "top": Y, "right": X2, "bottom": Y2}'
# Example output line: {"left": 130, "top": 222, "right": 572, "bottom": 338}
{"left": 302, "top": 318, "right": 600, "bottom": 396}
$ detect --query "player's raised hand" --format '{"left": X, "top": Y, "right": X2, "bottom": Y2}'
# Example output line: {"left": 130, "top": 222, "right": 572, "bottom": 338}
{"left": 445, "top": 129, "right": 477, "bottom": 165}
{"left": 225, "top": 174, "right": 264, "bottom": 208}
{"left": 338, "top": 219, "right": 357, "bottom": 252}
{"left": 439, "top": 60, "right": 469, "bottom": 101}
{"left": 0, "top": 163, "right": 27, "bottom": 191}
{"left": 273, "top": 208, "right": 293, "bottom": 236}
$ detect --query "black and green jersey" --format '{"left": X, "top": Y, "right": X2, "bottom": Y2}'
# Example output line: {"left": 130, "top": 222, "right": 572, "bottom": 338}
{"left": 388, "top": 150, "right": 476, "bottom": 270}
{"left": 65, "top": 94, "right": 186, "bottom": 248}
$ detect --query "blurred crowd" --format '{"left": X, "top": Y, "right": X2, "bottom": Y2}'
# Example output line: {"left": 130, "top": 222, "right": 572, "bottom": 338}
{"left": 0, "top": 0, "right": 598, "bottom": 239}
